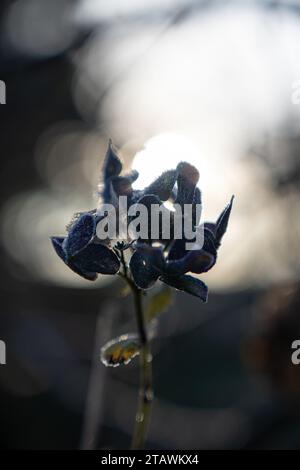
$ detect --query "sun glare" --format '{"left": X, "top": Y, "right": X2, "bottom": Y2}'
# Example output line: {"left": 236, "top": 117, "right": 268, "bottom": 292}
{"left": 132, "top": 133, "right": 200, "bottom": 189}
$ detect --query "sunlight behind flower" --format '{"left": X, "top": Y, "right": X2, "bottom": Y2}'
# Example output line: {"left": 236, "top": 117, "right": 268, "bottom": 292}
{"left": 132, "top": 133, "right": 200, "bottom": 189}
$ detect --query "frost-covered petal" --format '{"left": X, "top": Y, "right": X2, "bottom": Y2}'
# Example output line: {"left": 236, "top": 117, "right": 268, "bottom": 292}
{"left": 160, "top": 274, "right": 208, "bottom": 302}
{"left": 111, "top": 170, "right": 139, "bottom": 197}
{"left": 65, "top": 209, "right": 96, "bottom": 233}
{"left": 176, "top": 162, "right": 199, "bottom": 205}
{"left": 102, "top": 179, "right": 119, "bottom": 205}
{"left": 168, "top": 238, "right": 187, "bottom": 261}
{"left": 167, "top": 227, "right": 216, "bottom": 275}
{"left": 166, "top": 248, "right": 215, "bottom": 276}
{"left": 51, "top": 236, "right": 97, "bottom": 281}
{"left": 135, "top": 193, "right": 162, "bottom": 223}
{"left": 67, "top": 263, "right": 98, "bottom": 281}
{"left": 144, "top": 170, "right": 177, "bottom": 201}
{"left": 73, "top": 243, "right": 120, "bottom": 275}
{"left": 126, "top": 170, "right": 139, "bottom": 183}
{"left": 103, "top": 140, "right": 122, "bottom": 180}
{"left": 183, "top": 249, "right": 215, "bottom": 274}
{"left": 134, "top": 244, "right": 165, "bottom": 270}
{"left": 203, "top": 222, "right": 217, "bottom": 236}
{"left": 63, "top": 213, "right": 96, "bottom": 258}
{"left": 215, "top": 195, "right": 234, "bottom": 245}
{"left": 130, "top": 252, "right": 160, "bottom": 289}
{"left": 129, "top": 194, "right": 164, "bottom": 242}
{"left": 136, "top": 193, "right": 162, "bottom": 208}
{"left": 192, "top": 187, "right": 202, "bottom": 226}
{"left": 130, "top": 246, "right": 164, "bottom": 289}
{"left": 202, "top": 227, "right": 218, "bottom": 257}
{"left": 51, "top": 236, "right": 66, "bottom": 261}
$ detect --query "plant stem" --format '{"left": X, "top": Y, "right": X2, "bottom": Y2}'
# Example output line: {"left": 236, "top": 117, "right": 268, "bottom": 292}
{"left": 131, "top": 285, "right": 153, "bottom": 450}
{"left": 118, "top": 258, "right": 153, "bottom": 450}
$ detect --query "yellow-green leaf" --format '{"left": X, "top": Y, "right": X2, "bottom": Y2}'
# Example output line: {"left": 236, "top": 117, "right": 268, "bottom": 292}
{"left": 119, "top": 283, "right": 131, "bottom": 298}
{"left": 100, "top": 334, "right": 140, "bottom": 367}
{"left": 146, "top": 287, "right": 173, "bottom": 322}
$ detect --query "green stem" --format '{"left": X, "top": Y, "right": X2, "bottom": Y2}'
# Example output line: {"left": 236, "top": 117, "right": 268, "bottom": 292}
{"left": 131, "top": 286, "right": 153, "bottom": 450}
{"left": 118, "top": 259, "right": 153, "bottom": 450}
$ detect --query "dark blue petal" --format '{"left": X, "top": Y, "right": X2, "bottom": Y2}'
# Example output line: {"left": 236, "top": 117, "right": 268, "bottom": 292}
{"left": 164, "top": 257, "right": 189, "bottom": 276}
{"left": 167, "top": 222, "right": 217, "bottom": 255}
{"left": 167, "top": 226, "right": 216, "bottom": 273}
{"left": 103, "top": 140, "right": 122, "bottom": 180}
{"left": 203, "top": 222, "right": 217, "bottom": 236}
{"left": 73, "top": 243, "right": 120, "bottom": 275}
{"left": 123, "top": 170, "right": 139, "bottom": 184}
{"left": 63, "top": 213, "right": 96, "bottom": 258}
{"left": 160, "top": 274, "right": 208, "bottom": 302}
{"left": 188, "top": 250, "right": 215, "bottom": 274}
{"left": 130, "top": 247, "right": 164, "bottom": 289}
{"left": 51, "top": 236, "right": 97, "bottom": 281}
{"left": 67, "top": 263, "right": 98, "bottom": 281}
{"left": 144, "top": 170, "right": 177, "bottom": 201}
{"left": 192, "top": 187, "right": 202, "bottom": 226}
{"left": 130, "top": 189, "right": 144, "bottom": 204}
{"left": 111, "top": 170, "right": 139, "bottom": 197}
{"left": 136, "top": 194, "right": 161, "bottom": 207}
{"left": 175, "top": 162, "right": 199, "bottom": 205}
{"left": 134, "top": 244, "right": 165, "bottom": 270}
{"left": 134, "top": 193, "right": 162, "bottom": 223}
{"left": 130, "top": 194, "right": 163, "bottom": 242}
{"left": 166, "top": 248, "right": 215, "bottom": 276}
{"left": 168, "top": 238, "right": 187, "bottom": 261}
{"left": 215, "top": 195, "right": 234, "bottom": 245}
{"left": 127, "top": 170, "right": 139, "bottom": 183}
{"left": 134, "top": 194, "right": 178, "bottom": 244}
{"left": 51, "top": 236, "right": 66, "bottom": 261}
{"left": 65, "top": 209, "right": 96, "bottom": 233}
{"left": 202, "top": 227, "right": 217, "bottom": 257}
{"left": 102, "top": 179, "right": 119, "bottom": 205}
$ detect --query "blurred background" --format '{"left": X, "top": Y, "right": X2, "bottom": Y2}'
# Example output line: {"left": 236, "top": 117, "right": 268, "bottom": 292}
{"left": 1, "top": 0, "right": 300, "bottom": 449}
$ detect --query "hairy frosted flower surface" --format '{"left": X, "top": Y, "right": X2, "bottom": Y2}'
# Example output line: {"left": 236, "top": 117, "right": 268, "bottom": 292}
{"left": 51, "top": 140, "right": 233, "bottom": 301}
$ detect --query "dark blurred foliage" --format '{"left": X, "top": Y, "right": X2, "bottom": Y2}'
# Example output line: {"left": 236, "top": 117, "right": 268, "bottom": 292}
{"left": 244, "top": 283, "right": 300, "bottom": 448}
{"left": 246, "top": 283, "right": 300, "bottom": 403}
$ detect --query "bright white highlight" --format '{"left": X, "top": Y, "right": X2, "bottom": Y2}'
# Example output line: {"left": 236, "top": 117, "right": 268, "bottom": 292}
{"left": 132, "top": 133, "right": 200, "bottom": 189}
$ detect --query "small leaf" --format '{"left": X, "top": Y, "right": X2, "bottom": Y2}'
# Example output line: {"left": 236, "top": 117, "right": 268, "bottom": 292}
{"left": 146, "top": 287, "right": 173, "bottom": 322}
{"left": 101, "top": 334, "right": 140, "bottom": 367}
{"left": 160, "top": 274, "right": 208, "bottom": 302}
{"left": 119, "top": 283, "right": 131, "bottom": 298}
